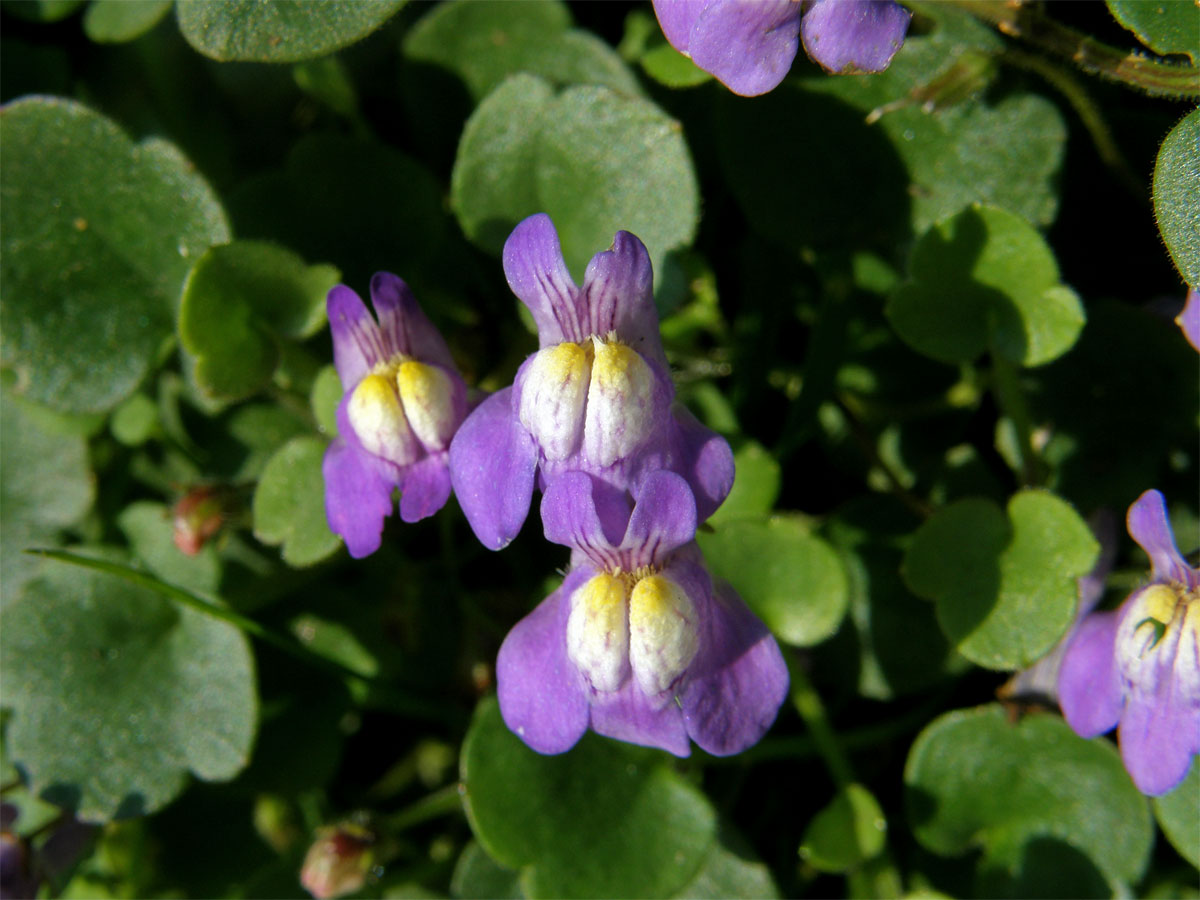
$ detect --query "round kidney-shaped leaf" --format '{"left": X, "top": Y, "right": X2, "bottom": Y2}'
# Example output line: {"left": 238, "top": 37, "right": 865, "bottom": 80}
{"left": 461, "top": 697, "right": 716, "bottom": 899}
{"left": 902, "top": 491, "right": 1098, "bottom": 670}
{"left": 253, "top": 436, "right": 341, "bottom": 567}
{"left": 176, "top": 0, "right": 406, "bottom": 62}
{"left": 0, "top": 98, "right": 230, "bottom": 413}
{"left": 906, "top": 705, "right": 1152, "bottom": 893}
{"left": 0, "top": 554, "right": 257, "bottom": 823}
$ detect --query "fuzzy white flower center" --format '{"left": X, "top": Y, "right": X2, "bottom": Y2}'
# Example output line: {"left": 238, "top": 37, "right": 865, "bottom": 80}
{"left": 519, "top": 336, "right": 655, "bottom": 467}
{"left": 347, "top": 359, "right": 457, "bottom": 465}
{"left": 1116, "top": 583, "right": 1200, "bottom": 700}
{"left": 566, "top": 568, "right": 700, "bottom": 702}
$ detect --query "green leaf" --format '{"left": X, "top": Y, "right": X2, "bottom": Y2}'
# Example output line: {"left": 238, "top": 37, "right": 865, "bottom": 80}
{"left": 117, "top": 501, "right": 221, "bottom": 595}
{"left": 461, "top": 697, "right": 716, "bottom": 899}
{"left": 178, "top": 240, "right": 338, "bottom": 402}
{"left": 228, "top": 402, "right": 311, "bottom": 481}
{"left": 311, "top": 365, "right": 343, "bottom": 438}
{"left": 1, "top": 97, "right": 230, "bottom": 413}
{"left": 902, "top": 490, "right": 1098, "bottom": 670}
{"left": 451, "top": 74, "right": 555, "bottom": 254}
{"left": 905, "top": 705, "right": 1153, "bottom": 893}
{"left": 672, "top": 835, "right": 780, "bottom": 899}
{"left": 640, "top": 43, "right": 712, "bottom": 89}
{"left": 110, "top": 392, "right": 160, "bottom": 446}
{"left": 451, "top": 842, "right": 525, "bottom": 900}
{"left": 0, "top": 390, "right": 95, "bottom": 596}
{"left": 709, "top": 441, "right": 782, "bottom": 525}
{"left": 1107, "top": 0, "right": 1200, "bottom": 63}
{"left": 1154, "top": 760, "right": 1200, "bottom": 868}
{"left": 0, "top": 551, "right": 257, "bottom": 822}
{"left": 403, "top": 0, "right": 640, "bottom": 102}
{"left": 253, "top": 436, "right": 340, "bottom": 567}
{"left": 800, "top": 783, "right": 888, "bottom": 874}
{"left": 698, "top": 518, "right": 849, "bottom": 647}
{"left": 886, "top": 205, "right": 1084, "bottom": 367}
{"left": 1153, "top": 108, "right": 1200, "bottom": 287}
{"left": 176, "top": 0, "right": 406, "bottom": 63}
{"left": 82, "top": 0, "right": 171, "bottom": 43}
{"left": 452, "top": 76, "right": 700, "bottom": 286}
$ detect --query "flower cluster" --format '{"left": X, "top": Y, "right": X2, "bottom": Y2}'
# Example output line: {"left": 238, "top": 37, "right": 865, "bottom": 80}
{"left": 321, "top": 215, "right": 787, "bottom": 757}
{"left": 653, "top": 0, "right": 912, "bottom": 96}
{"left": 1057, "top": 490, "right": 1199, "bottom": 796}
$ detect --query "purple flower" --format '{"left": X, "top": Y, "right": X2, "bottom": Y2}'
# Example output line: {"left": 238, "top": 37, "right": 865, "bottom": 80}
{"left": 1178, "top": 286, "right": 1200, "bottom": 351}
{"left": 323, "top": 273, "right": 468, "bottom": 558}
{"left": 496, "top": 469, "right": 788, "bottom": 757}
{"left": 1057, "top": 490, "right": 1200, "bottom": 795}
{"left": 449, "top": 214, "right": 733, "bottom": 550}
{"left": 652, "top": 0, "right": 910, "bottom": 96}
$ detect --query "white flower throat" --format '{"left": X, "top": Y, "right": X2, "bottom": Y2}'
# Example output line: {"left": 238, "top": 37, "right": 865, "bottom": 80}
{"left": 566, "top": 566, "right": 700, "bottom": 703}
{"left": 346, "top": 356, "right": 457, "bottom": 466}
{"left": 518, "top": 334, "right": 656, "bottom": 468}
{"left": 1118, "top": 582, "right": 1199, "bottom": 694}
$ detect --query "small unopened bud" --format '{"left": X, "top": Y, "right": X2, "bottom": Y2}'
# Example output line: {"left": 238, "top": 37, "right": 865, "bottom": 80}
{"left": 300, "top": 823, "right": 375, "bottom": 900}
{"left": 172, "top": 485, "right": 229, "bottom": 556}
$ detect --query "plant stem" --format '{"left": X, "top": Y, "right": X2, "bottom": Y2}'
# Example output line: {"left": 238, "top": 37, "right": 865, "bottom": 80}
{"left": 938, "top": 0, "right": 1200, "bottom": 99}
{"left": 787, "top": 652, "right": 855, "bottom": 789}
{"left": 989, "top": 354, "right": 1043, "bottom": 487}
{"left": 381, "top": 784, "right": 464, "bottom": 834}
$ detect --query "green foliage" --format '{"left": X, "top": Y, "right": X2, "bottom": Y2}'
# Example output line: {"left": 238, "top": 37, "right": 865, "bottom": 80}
{"left": 1153, "top": 108, "right": 1200, "bottom": 287}
{"left": 1154, "top": 762, "right": 1200, "bottom": 868}
{"left": 82, "top": 0, "right": 170, "bottom": 43}
{"left": 0, "top": 552, "right": 257, "bottom": 822}
{"left": 178, "top": 240, "right": 338, "bottom": 402}
{"left": 800, "top": 783, "right": 888, "bottom": 874}
{"left": 717, "top": 5, "right": 1064, "bottom": 257}
{"left": 0, "top": 388, "right": 95, "bottom": 594}
{"left": 404, "top": 0, "right": 640, "bottom": 102}
{"left": 903, "top": 490, "right": 1099, "bottom": 670}
{"left": 699, "top": 518, "right": 849, "bottom": 647}
{"left": 117, "top": 501, "right": 221, "bottom": 595}
{"left": 1107, "top": 0, "right": 1200, "bottom": 64}
{"left": 0, "top": 97, "right": 230, "bottom": 413}
{"left": 461, "top": 698, "right": 717, "bottom": 899}
{"left": 252, "top": 436, "right": 340, "bottom": 567}
{"left": 709, "top": 441, "right": 782, "bottom": 524}
{"left": 176, "top": 0, "right": 406, "bottom": 62}
{"left": 906, "top": 705, "right": 1153, "bottom": 894}
{"left": 452, "top": 75, "right": 699, "bottom": 284}
{"left": 887, "top": 205, "right": 1085, "bottom": 367}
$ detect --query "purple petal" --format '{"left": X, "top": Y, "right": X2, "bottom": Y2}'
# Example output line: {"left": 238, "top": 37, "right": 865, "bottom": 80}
{"left": 589, "top": 680, "right": 692, "bottom": 757}
{"left": 653, "top": 0, "right": 708, "bottom": 53}
{"left": 681, "top": 580, "right": 788, "bottom": 755}
{"left": 667, "top": 405, "right": 735, "bottom": 522}
{"left": 449, "top": 388, "right": 538, "bottom": 550}
{"left": 541, "top": 471, "right": 630, "bottom": 563}
{"left": 503, "top": 214, "right": 583, "bottom": 346}
{"left": 623, "top": 470, "right": 697, "bottom": 566}
{"left": 581, "top": 231, "right": 666, "bottom": 369}
{"left": 1117, "top": 661, "right": 1200, "bottom": 796}
{"left": 497, "top": 576, "right": 591, "bottom": 755}
{"left": 398, "top": 453, "right": 452, "bottom": 523}
{"left": 369, "top": 272, "right": 458, "bottom": 372}
{"left": 801, "top": 0, "right": 910, "bottom": 74}
{"left": 1178, "top": 287, "right": 1200, "bottom": 352}
{"left": 687, "top": 0, "right": 800, "bottom": 96}
{"left": 1127, "top": 490, "right": 1195, "bottom": 589}
{"left": 323, "top": 436, "right": 395, "bottom": 559}
{"left": 328, "top": 284, "right": 387, "bottom": 388}
{"left": 1057, "top": 610, "right": 1124, "bottom": 738}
